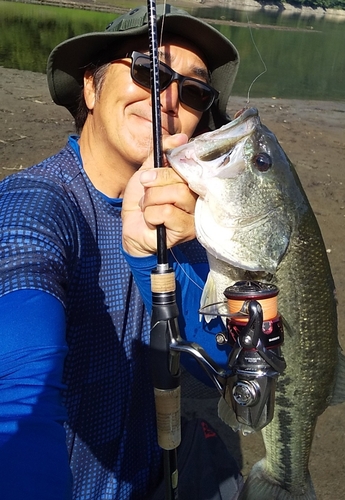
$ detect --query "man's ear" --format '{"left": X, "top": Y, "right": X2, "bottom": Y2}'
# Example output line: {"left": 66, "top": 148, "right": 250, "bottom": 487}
{"left": 83, "top": 71, "right": 96, "bottom": 110}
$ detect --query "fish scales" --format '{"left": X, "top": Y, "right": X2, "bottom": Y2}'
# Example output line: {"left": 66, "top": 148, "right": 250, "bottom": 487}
{"left": 166, "top": 108, "right": 345, "bottom": 499}
{"left": 260, "top": 212, "right": 338, "bottom": 496}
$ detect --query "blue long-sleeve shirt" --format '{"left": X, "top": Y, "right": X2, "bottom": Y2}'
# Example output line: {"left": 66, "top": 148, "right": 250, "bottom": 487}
{"left": 0, "top": 137, "right": 228, "bottom": 499}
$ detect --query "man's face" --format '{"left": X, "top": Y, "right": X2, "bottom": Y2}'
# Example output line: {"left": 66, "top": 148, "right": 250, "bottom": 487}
{"left": 83, "top": 38, "right": 209, "bottom": 169}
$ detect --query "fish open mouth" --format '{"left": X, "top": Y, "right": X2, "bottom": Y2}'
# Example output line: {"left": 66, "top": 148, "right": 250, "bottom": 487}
{"left": 193, "top": 107, "right": 259, "bottom": 162}
{"left": 233, "top": 107, "right": 253, "bottom": 119}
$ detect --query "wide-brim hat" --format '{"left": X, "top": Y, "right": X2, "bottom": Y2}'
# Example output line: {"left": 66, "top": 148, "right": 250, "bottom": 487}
{"left": 47, "top": 4, "right": 239, "bottom": 129}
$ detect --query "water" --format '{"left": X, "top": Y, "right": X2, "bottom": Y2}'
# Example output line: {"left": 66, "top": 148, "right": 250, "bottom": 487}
{"left": 0, "top": 1, "right": 344, "bottom": 101}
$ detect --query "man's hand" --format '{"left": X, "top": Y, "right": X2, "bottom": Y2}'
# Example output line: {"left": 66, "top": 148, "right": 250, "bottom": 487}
{"left": 122, "top": 134, "right": 197, "bottom": 257}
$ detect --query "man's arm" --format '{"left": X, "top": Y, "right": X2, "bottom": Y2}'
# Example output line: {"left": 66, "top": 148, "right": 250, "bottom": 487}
{"left": 0, "top": 289, "right": 72, "bottom": 499}
{"left": 0, "top": 174, "right": 78, "bottom": 498}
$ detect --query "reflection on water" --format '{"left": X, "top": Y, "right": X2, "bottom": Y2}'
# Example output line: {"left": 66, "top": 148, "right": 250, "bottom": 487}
{"left": 0, "top": 1, "right": 344, "bottom": 101}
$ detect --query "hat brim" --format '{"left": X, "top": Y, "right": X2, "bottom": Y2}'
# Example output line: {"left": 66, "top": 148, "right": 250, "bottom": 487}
{"left": 47, "top": 11, "right": 239, "bottom": 121}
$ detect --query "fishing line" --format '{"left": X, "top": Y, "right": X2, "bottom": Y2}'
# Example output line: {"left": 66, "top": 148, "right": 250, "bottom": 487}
{"left": 170, "top": 248, "right": 204, "bottom": 292}
{"left": 160, "top": 0, "right": 166, "bottom": 46}
{"left": 245, "top": 13, "right": 268, "bottom": 104}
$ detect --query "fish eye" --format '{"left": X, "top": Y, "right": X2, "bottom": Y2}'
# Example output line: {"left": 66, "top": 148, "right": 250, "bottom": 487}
{"left": 254, "top": 153, "right": 272, "bottom": 172}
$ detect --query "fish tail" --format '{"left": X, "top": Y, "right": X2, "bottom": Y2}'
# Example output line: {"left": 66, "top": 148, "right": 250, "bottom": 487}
{"left": 330, "top": 347, "right": 345, "bottom": 405}
{"left": 239, "top": 460, "right": 316, "bottom": 500}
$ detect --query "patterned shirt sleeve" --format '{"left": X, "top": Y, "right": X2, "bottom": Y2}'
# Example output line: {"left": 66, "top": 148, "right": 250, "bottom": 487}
{"left": 0, "top": 174, "right": 78, "bottom": 303}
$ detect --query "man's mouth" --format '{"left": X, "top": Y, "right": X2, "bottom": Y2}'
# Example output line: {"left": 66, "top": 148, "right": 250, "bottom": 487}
{"left": 132, "top": 112, "right": 176, "bottom": 136}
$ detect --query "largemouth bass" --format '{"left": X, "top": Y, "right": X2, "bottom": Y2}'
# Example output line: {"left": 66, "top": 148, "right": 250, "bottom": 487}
{"left": 167, "top": 108, "right": 345, "bottom": 499}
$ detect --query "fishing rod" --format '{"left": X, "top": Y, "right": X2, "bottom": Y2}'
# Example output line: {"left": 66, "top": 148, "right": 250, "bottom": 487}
{"left": 146, "top": 1, "right": 181, "bottom": 499}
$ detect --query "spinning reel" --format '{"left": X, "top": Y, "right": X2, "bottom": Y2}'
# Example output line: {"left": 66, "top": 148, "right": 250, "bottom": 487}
{"left": 221, "top": 281, "right": 286, "bottom": 431}
{"left": 174, "top": 280, "right": 286, "bottom": 432}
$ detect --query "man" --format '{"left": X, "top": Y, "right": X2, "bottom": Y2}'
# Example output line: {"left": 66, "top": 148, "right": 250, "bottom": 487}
{"left": 0, "top": 5, "right": 240, "bottom": 499}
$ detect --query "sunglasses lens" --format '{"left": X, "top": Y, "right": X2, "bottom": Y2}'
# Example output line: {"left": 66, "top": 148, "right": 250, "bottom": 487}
{"left": 158, "top": 65, "right": 173, "bottom": 89}
{"left": 133, "top": 56, "right": 173, "bottom": 90}
{"left": 181, "top": 81, "right": 214, "bottom": 112}
{"left": 131, "top": 53, "right": 215, "bottom": 112}
{"left": 132, "top": 56, "right": 151, "bottom": 88}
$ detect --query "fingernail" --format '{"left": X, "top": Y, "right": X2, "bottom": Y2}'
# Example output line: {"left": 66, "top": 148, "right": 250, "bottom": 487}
{"left": 140, "top": 170, "right": 157, "bottom": 184}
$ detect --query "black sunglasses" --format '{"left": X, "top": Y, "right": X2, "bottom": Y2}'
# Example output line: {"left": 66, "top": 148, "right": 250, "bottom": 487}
{"left": 128, "top": 51, "right": 219, "bottom": 113}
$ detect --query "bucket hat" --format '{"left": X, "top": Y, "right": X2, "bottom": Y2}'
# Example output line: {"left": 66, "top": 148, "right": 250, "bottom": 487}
{"left": 47, "top": 4, "right": 239, "bottom": 129}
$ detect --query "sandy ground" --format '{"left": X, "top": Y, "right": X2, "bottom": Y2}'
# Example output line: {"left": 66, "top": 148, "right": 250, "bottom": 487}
{"left": 1, "top": 66, "right": 345, "bottom": 498}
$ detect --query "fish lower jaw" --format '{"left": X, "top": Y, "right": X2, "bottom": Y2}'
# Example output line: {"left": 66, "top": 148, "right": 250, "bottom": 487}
{"left": 204, "top": 248, "right": 273, "bottom": 274}
{"left": 196, "top": 226, "right": 277, "bottom": 274}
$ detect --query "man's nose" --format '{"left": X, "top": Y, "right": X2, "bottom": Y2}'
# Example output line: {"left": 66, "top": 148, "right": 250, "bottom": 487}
{"left": 159, "top": 80, "right": 179, "bottom": 115}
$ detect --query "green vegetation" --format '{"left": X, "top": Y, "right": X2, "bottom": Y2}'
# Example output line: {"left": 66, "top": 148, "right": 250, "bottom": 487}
{"left": 282, "top": 0, "right": 345, "bottom": 9}
{"left": 0, "top": 2, "right": 114, "bottom": 72}
{"left": 283, "top": 0, "right": 345, "bottom": 9}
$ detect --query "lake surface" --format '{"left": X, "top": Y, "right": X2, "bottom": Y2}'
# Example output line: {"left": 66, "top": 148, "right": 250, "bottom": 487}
{"left": 0, "top": 1, "right": 344, "bottom": 101}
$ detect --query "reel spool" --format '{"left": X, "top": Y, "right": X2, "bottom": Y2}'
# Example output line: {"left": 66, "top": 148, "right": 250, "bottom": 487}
{"left": 224, "top": 281, "right": 283, "bottom": 350}
{"left": 225, "top": 280, "right": 279, "bottom": 322}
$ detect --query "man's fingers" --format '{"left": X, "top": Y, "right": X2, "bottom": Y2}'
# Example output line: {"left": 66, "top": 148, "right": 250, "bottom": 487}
{"left": 162, "top": 133, "right": 189, "bottom": 152}
{"left": 140, "top": 183, "right": 197, "bottom": 213}
{"left": 140, "top": 166, "right": 187, "bottom": 188}
{"left": 143, "top": 204, "right": 196, "bottom": 244}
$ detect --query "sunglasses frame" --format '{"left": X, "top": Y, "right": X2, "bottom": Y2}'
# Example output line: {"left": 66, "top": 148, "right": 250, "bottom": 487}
{"left": 129, "top": 51, "right": 219, "bottom": 112}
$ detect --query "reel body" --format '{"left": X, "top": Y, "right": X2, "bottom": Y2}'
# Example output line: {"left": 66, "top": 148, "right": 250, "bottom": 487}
{"left": 222, "top": 281, "right": 286, "bottom": 431}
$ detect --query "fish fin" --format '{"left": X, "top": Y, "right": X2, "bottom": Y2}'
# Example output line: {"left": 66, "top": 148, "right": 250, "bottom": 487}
{"left": 330, "top": 347, "right": 345, "bottom": 405}
{"left": 200, "top": 272, "right": 218, "bottom": 323}
{"left": 218, "top": 395, "right": 241, "bottom": 432}
{"left": 218, "top": 394, "right": 256, "bottom": 436}
{"left": 239, "top": 459, "right": 316, "bottom": 500}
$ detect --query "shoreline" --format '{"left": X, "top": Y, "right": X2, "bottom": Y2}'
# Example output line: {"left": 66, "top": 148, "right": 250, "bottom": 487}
{"left": 7, "top": 0, "right": 345, "bottom": 18}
